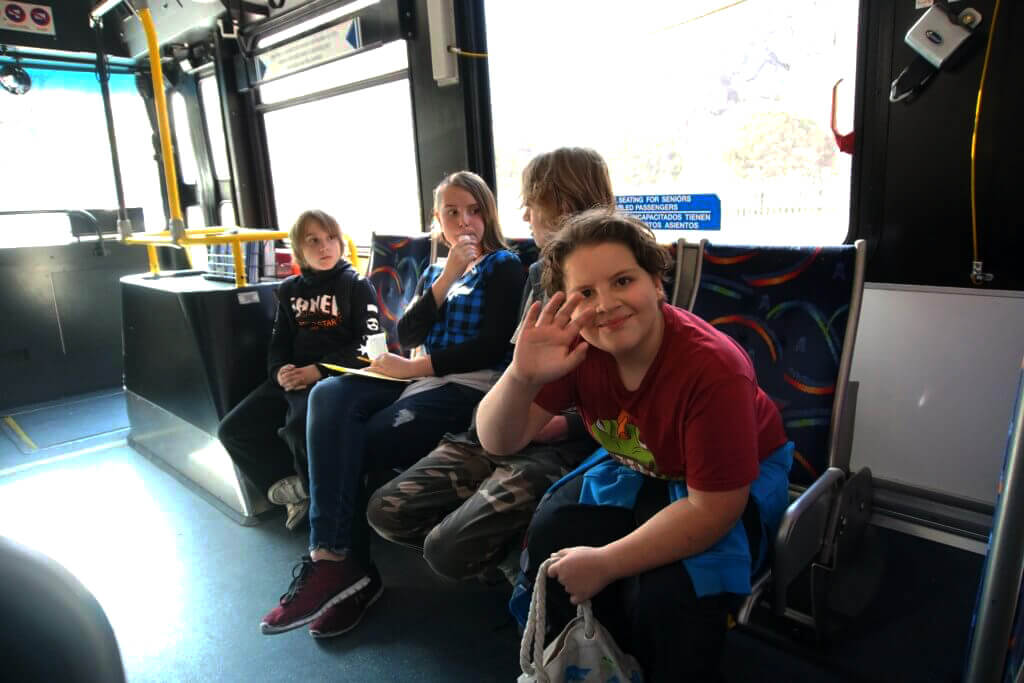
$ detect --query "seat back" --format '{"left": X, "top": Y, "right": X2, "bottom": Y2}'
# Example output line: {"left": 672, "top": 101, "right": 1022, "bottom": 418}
{"left": 367, "top": 233, "right": 434, "bottom": 354}
{"left": 0, "top": 536, "right": 126, "bottom": 682}
{"left": 688, "top": 240, "right": 866, "bottom": 487}
{"left": 504, "top": 237, "right": 682, "bottom": 305}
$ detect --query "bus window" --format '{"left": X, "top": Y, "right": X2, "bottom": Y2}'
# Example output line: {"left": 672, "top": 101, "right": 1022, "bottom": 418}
{"left": 199, "top": 76, "right": 230, "bottom": 181}
{"left": 171, "top": 92, "right": 199, "bottom": 187}
{"left": 0, "top": 66, "right": 164, "bottom": 242}
{"left": 219, "top": 201, "right": 235, "bottom": 226}
{"left": 185, "top": 204, "right": 210, "bottom": 270}
{"left": 186, "top": 204, "right": 206, "bottom": 228}
{"left": 260, "top": 42, "right": 419, "bottom": 246}
{"left": 486, "top": 0, "right": 858, "bottom": 245}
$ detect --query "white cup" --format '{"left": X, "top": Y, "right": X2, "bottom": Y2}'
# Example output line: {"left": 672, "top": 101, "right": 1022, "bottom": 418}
{"left": 366, "top": 332, "right": 388, "bottom": 359}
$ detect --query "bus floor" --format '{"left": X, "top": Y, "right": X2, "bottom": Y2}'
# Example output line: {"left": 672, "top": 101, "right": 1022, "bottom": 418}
{"left": 0, "top": 391, "right": 984, "bottom": 682}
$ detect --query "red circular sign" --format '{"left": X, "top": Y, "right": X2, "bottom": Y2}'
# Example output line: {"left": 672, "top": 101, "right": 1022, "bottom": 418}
{"left": 4, "top": 4, "right": 27, "bottom": 23}
{"left": 30, "top": 7, "right": 49, "bottom": 26}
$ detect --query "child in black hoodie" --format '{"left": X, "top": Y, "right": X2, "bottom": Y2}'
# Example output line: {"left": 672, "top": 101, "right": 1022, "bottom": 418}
{"left": 218, "top": 210, "right": 380, "bottom": 529}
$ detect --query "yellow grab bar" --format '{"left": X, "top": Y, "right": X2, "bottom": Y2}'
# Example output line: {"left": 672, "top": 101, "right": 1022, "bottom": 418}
{"left": 344, "top": 233, "right": 362, "bottom": 272}
{"left": 125, "top": 228, "right": 288, "bottom": 287}
{"left": 139, "top": 6, "right": 184, "bottom": 239}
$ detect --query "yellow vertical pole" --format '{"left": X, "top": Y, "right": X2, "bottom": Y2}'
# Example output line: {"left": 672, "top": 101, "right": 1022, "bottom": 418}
{"left": 231, "top": 240, "right": 247, "bottom": 287}
{"left": 344, "top": 233, "right": 362, "bottom": 273}
{"left": 139, "top": 6, "right": 185, "bottom": 241}
{"left": 146, "top": 245, "right": 160, "bottom": 274}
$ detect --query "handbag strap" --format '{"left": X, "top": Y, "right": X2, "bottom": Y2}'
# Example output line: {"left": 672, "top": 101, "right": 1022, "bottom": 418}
{"left": 519, "top": 557, "right": 552, "bottom": 681}
{"left": 519, "top": 557, "right": 598, "bottom": 681}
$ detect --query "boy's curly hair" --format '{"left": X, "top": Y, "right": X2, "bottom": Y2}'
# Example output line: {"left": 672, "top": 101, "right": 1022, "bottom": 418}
{"left": 540, "top": 209, "right": 672, "bottom": 296}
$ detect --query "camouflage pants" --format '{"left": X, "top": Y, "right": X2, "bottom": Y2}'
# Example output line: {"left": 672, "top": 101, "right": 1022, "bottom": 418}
{"left": 367, "top": 431, "right": 595, "bottom": 581}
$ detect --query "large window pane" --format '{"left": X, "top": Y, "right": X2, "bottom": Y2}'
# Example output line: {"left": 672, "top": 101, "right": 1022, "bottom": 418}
{"left": 486, "top": 0, "right": 857, "bottom": 245}
{"left": 264, "top": 78, "right": 420, "bottom": 246}
{"left": 0, "top": 68, "right": 164, "bottom": 243}
{"left": 171, "top": 93, "right": 198, "bottom": 186}
{"left": 110, "top": 73, "right": 166, "bottom": 233}
{"left": 199, "top": 76, "right": 230, "bottom": 180}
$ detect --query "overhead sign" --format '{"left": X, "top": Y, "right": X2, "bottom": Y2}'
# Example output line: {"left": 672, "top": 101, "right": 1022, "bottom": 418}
{"left": 616, "top": 194, "right": 721, "bottom": 230}
{"left": 1, "top": 2, "right": 54, "bottom": 35}
{"left": 256, "top": 18, "right": 362, "bottom": 83}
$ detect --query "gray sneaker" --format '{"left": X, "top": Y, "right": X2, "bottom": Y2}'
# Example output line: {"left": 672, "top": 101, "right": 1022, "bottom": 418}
{"left": 268, "top": 475, "right": 308, "bottom": 506}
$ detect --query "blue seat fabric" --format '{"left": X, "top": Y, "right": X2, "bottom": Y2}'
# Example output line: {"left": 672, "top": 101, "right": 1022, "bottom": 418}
{"left": 691, "top": 244, "right": 857, "bottom": 487}
{"left": 368, "top": 234, "right": 433, "bottom": 355}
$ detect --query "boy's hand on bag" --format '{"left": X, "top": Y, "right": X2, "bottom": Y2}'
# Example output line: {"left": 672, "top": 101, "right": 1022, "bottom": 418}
{"left": 511, "top": 292, "right": 595, "bottom": 386}
{"left": 547, "top": 546, "right": 617, "bottom": 604}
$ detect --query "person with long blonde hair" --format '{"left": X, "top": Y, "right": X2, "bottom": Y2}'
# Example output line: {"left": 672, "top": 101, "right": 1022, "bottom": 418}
{"left": 259, "top": 172, "right": 525, "bottom": 639}
{"left": 367, "top": 148, "right": 616, "bottom": 583}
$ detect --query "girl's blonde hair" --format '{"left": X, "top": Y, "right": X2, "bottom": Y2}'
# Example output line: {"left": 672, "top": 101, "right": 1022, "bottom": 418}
{"left": 289, "top": 210, "right": 343, "bottom": 271}
{"left": 521, "top": 147, "right": 615, "bottom": 224}
{"left": 432, "top": 171, "right": 508, "bottom": 254}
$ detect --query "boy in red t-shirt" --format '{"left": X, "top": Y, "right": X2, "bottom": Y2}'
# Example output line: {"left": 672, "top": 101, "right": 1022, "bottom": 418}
{"left": 477, "top": 209, "right": 793, "bottom": 682}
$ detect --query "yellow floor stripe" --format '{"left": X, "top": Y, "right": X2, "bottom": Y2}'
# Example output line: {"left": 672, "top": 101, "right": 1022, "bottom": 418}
{"left": 3, "top": 415, "right": 38, "bottom": 452}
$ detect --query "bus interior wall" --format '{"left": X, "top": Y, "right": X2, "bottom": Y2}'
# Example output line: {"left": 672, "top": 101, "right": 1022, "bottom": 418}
{"left": 852, "top": 0, "right": 1023, "bottom": 290}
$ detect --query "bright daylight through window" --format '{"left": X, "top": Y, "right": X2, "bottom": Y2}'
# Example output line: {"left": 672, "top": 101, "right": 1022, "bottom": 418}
{"left": 262, "top": 40, "right": 419, "bottom": 247}
{"left": 0, "top": 68, "right": 164, "bottom": 247}
{"left": 486, "top": 0, "right": 858, "bottom": 245}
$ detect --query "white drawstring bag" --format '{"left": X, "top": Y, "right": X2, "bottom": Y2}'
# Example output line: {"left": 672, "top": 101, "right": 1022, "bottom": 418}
{"left": 518, "top": 558, "right": 644, "bottom": 683}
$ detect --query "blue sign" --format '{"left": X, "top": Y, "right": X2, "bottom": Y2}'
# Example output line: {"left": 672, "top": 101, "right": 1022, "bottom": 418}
{"left": 615, "top": 194, "right": 721, "bottom": 230}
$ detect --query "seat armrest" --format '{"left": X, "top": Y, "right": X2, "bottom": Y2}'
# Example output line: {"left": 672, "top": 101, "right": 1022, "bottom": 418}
{"left": 772, "top": 467, "right": 844, "bottom": 615}
{"left": 831, "top": 381, "right": 859, "bottom": 472}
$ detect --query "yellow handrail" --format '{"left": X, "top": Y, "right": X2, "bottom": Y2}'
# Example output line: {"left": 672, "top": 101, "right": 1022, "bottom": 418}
{"left": 123, "top": 5, "right": 296, "bottom": 289}
{"left": 344, "top": 233, "right": 362, "bottom": 273}
{"left": 126, "top": 227, "right": 288, "bottom": 287}
{"left": 138, "top": 7, "right": 183, "bottom": 237}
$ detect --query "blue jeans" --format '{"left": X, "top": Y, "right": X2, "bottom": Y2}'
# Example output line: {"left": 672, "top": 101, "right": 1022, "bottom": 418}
{"left": 306, "top": 375, "right": 482, "bottom": 563}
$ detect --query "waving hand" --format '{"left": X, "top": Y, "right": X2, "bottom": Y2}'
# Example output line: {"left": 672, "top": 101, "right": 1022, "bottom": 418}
{"left": 510, "top": 292, "right": 594, "bottom": 386}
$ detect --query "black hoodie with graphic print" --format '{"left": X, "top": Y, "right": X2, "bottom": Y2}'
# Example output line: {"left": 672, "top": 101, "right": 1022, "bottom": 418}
{"left": 266, "top": 261, "right": 380, "bottom": 381}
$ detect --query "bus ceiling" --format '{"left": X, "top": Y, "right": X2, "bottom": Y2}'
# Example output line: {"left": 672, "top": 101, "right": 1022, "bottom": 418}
{"left": 0, "top": 1, "right": 129, "bottom": 57}
{"left": 0, "top": 1, "right": 400, "bottom": 67}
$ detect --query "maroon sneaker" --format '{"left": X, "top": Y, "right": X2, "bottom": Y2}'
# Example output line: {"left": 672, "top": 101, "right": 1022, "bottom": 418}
{"left": 308, "top": 565, "right": 384, "bottom": 639}
{"left": 260, "top": 555, "right": 371, "bottom": 634}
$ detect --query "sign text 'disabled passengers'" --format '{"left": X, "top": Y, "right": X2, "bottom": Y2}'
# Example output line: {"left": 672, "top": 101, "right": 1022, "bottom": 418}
{"left": 616, "top": 194, "right": 721, "bottom": 230}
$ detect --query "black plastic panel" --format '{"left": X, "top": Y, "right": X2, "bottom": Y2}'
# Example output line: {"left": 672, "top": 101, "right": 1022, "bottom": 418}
{"left": 852, "top": 0, "right": 1023, "bottom": 290}
{"left": 121, "top": 273, "right": 279, "bottom": 435}
{"left": 405, "top": 0, "right": 470, "bottom": 227}
{"left": 0, "top": 241, "right": 150, "bottom": 411}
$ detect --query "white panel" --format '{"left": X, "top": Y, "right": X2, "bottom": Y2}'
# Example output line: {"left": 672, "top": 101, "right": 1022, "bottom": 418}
{"left": 849, "top": 284, "right": 1024, "bottom": 505}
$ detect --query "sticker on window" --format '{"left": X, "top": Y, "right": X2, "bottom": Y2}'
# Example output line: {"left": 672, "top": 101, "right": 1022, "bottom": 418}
{"left": 616, "top": 194, "right": 721, "bottom": 231}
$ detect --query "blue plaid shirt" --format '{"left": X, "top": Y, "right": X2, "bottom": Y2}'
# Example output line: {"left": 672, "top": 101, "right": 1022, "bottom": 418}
{"left": 422, "top": 249, "right": 518, "bottom": 368}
